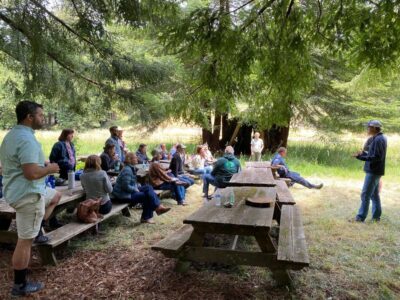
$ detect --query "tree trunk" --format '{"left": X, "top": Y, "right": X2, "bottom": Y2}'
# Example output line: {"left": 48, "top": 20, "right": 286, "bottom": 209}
{"left": 263, "top": 125, "right": 289, "bottom": 153}
{"left": 233, "top": 124, "right": 253, "bottom": 156}
{"left": 202, "top": 114, "right": 221, "bottom": 152}
{"left": 219, "top": 115, "right": 238, "bottom": 149}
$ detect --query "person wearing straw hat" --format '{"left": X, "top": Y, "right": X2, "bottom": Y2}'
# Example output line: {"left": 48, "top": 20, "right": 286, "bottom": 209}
{"left": 351, "top": 120, "right": 387, "bottom": 223}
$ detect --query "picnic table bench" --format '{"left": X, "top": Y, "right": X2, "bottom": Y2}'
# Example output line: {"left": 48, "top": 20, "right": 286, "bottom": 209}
{"left": 36, "top": 203, "right": 130, "bottom": 265}
{"left": 153, "top": 184, "right": 309, "bottom": 286}
{"left": 0, "top": 183, "right": 132, "bottom": 265}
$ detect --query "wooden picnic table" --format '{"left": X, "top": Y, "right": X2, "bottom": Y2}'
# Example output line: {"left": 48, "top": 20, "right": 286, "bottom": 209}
{"left": 0, "top": 181, "right": 132, "bottom": 265}
{"left": 0, "top": 183, "right": 85, "bottom": 243}
{"left": 153, "top": 182, "right": 308, "bottom": 286}
{"left": 228, "top": 167, "right": 276, "bottom": 187}
{"left": 244, "top": 161, "right": 271, "bottom": 168}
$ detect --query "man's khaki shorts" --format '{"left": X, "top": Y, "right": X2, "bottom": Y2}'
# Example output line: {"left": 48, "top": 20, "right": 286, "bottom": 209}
{"left": 10, "top": 188, "right": 58, "bottom": 240}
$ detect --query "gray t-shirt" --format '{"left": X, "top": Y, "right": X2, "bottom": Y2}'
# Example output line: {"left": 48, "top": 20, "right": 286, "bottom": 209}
{"left": 80, "top": 169, "right": 113, "bottom": 205}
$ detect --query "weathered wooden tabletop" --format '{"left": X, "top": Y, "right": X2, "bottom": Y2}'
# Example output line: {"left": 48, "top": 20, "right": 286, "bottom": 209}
{"left": 184, "top": 186, "right": 276, "bottom": 233}
{"left": 244, "top": 161, "right": 271, "bottom": 168}
{"left": 228, "top": 167, "right": 276, "bottom": 187}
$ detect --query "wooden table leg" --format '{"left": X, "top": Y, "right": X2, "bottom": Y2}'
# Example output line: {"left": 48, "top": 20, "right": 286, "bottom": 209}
{"left": 271, "top": 268, "right": 292, "bottom": 286}
{"left": 38, "top": 245, "right": 57, "bottom": 266}
{"left": 255, "top": 232, "right": 293, "bottom": 286}
{"left": 273, "top": 202, "right": 281, "bottom": 224}
{"left": 0, "top": 217, "right": 12, "bottom": 230}
{"left": 175, "top": 229, "right": 205, "bottom": 273}
{"left": 255, "top": 232, "right": 277, "bottom": 253}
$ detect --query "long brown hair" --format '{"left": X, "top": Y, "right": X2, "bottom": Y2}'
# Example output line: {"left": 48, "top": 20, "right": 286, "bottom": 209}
{"left": 84, "top": 155, "right": 101, "bottom": 171}
{"left": 58, "top": 129, "right": 74, "bottom": 141}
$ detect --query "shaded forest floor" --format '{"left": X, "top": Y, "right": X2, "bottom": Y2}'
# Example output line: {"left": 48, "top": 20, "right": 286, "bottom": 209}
{"left": 1, "top": 177, "right": 399, "bottom": 299}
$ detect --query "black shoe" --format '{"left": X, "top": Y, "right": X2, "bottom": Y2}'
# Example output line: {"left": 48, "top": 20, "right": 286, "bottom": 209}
{"left": 314, "top": 183, "right": 323, "bottom": 189}
{"left": 34, "top": 230, "right": 50, "bottom": 244}
{"left": 11, "top": 281, "right": 44, "bottom": 296}
{"left": 348, "top": 218, "right": 364, "bottom": 223}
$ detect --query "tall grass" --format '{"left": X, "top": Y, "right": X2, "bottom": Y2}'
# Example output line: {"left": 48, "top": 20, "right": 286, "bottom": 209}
{"left": 1, "top": 128, "right": 399, "bottom": 181}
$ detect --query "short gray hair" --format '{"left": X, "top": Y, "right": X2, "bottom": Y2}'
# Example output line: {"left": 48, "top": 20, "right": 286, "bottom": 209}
{"left": 225, "top": 146, "right": 234, "bottom": 154}
{"left": 277, "top": 147, "right": 287, "bottom": 153}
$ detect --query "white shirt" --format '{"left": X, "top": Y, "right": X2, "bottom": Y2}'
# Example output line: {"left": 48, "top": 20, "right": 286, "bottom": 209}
{"left": 251, "top": 138, "right": 264, "bottom": 153}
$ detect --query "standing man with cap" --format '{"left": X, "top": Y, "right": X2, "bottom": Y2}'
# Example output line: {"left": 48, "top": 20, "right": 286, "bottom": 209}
{"left": 0, "top": 101, "right": 60, "bottom": 296}
{"left": 352, "top": 120, "right": 387, "bottom": 222}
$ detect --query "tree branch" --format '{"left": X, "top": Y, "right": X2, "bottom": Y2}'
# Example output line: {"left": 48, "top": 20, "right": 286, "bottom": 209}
{"left": 226, "top": 0, "right": 255, "bottom": 15}
{"left": 0, "top": 11, "right": 134, "bottom": 101}
{"left": 240, "top": 0, "right": 276, "bottom": 32}
{"left": 30, "top": 0, "right": 107, "bottom": 59}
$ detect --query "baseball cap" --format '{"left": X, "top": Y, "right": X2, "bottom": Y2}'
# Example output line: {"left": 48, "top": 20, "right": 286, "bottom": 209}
{"left": 366, "top": 120, "right": 382, "bottom": 128}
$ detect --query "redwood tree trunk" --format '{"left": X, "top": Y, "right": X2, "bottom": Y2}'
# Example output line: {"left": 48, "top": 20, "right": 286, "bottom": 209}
{"left": 202, "top": 114, "right": 221, "bottom": 152}
{"left": 233, "top": 124, "right": 253, "bottom": 156}
{"left": 219, "top": 115, "right": 238, "bottom": 149}
{"left": 263, "top": 125, "right": 289, "bottom": 153}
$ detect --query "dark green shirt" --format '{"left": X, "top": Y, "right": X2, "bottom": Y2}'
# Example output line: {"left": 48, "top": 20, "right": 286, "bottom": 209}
{"left": 211, "top": 153, "right": 241, "bottom": 186}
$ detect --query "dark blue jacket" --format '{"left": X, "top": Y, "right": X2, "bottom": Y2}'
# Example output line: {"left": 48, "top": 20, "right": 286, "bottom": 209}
{"left": 49, "top": 141, "right": 76, "bottom": 179}
{"left": 357, "top": 132, "right": 387, "bottom": 176}
{"left": 111, "top": 164, "right": 139, "bottom": 200}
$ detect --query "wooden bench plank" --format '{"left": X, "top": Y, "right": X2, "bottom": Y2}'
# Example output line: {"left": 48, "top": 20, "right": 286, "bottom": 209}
{"left": 39, "top": 203, "right": 129, "bottom": 248}
{"left": 152, "top": 224, "right": 193, "bottom": 256}
{"left": 275, "top": 180, "right": 295, "bottom": 205}
{"left": 36, "top": 203, "right": 130, "bottom": 265}
{"left": 277, "top": 205, "right": 309, "bottom": 267}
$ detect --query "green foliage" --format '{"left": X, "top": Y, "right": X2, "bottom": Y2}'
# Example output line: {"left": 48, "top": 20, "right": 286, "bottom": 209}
{"left": 158, "top": 0, "right": 400, "bottom": 132}
{"left": 0, "top": 0, "right": 179, "bottom": 128}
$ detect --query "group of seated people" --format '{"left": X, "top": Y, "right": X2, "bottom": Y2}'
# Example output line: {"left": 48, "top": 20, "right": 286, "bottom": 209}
{"left": 45, "top": 126, "right": 322, "bottom": 226}
{"left": 46, "top": 126, "right": 222, "bottom": 224}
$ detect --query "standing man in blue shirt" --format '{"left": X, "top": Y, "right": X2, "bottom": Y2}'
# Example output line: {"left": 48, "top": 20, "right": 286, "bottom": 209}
{"left": 271, "top": 147, "right": 323, "bottom": 189}
{"left": 105, "top": 126, "right": 124, "bottom": 162}
{"left": 0, "top": 101, "right": 60, "bottom": 296}
{"left": 352, "top": 120, "right": 387, "bottom": 222}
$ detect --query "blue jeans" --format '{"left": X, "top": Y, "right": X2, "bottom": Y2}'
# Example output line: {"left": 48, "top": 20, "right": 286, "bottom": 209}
{"left": 156, "top": 182, "right": 186, "bottom": 204}
{"left": 203, "top": 174, "right": 217, "bottom": 197}
{"left": 286, "top": 171, "right": 315, "bottom": 189}
{"left": 356, "top": 173, "right": 382, "bottom": 221}
{"left": 178, "top": 175, "right": 195, "bottom": 187}
{"left": 113, "top": 185, "right": 160, "bottom": 220}
{"left": 192, "top": 166, "right": 213, "bottom": 177}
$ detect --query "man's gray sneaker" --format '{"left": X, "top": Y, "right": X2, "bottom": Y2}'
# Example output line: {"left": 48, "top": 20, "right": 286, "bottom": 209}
{"left": 11, "top": 281, "right": 44, "bottom": 296}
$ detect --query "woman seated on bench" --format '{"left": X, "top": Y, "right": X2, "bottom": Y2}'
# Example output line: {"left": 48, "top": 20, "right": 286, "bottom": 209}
{"left": 149, "top": 149, "right": 188, "bottom": 205}
{"left": 190, "top": 145, "right": 213, "bottom": 178}
{"left": 111, "top": 152, "right": 170, "bottom": 224}
{"left": 80, "top": 155, "right": 113, "bottom": 215}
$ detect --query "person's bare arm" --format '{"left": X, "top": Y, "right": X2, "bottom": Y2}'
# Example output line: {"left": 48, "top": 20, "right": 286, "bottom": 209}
{"left": 21, "top": 163, "right": 60, "bottom": 181}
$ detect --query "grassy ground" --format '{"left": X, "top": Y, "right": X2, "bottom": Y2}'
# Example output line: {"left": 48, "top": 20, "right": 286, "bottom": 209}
{"left": 0, "top": 128, "right": 399, "bottom": 299}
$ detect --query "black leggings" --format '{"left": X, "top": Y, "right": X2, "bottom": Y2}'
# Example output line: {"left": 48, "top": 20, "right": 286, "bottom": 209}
{"left": 99, "top": 200, "right": 112, "bottom": 215}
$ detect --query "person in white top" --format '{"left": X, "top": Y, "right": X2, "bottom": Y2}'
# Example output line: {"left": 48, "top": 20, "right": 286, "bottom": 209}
{"left": 203, "top": 143, "right": 216, "bottom": 166}
{"left": 190, "top": 145, "right": 213, "bottom": 178}
{"left": 250, "top": 132, "right": 264, "bottom": 161}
